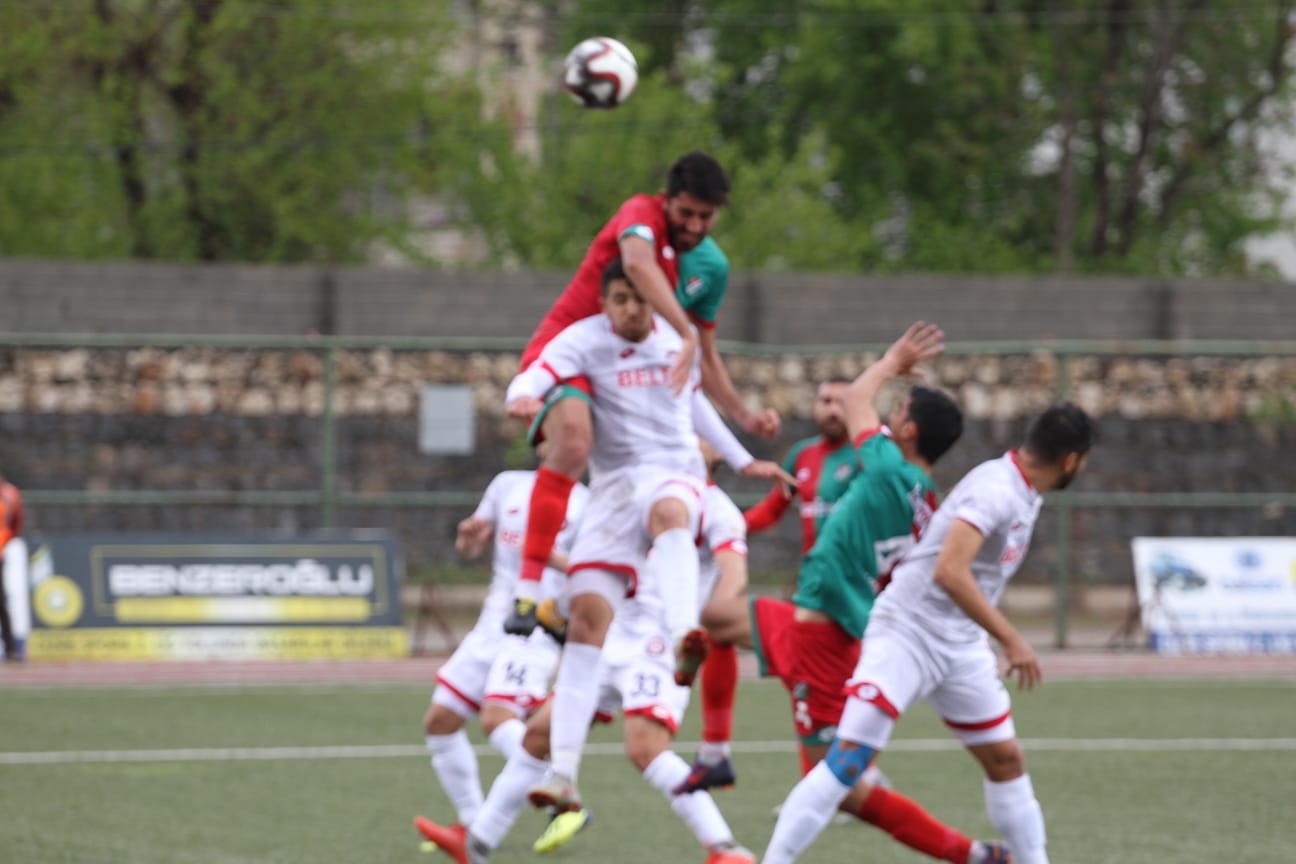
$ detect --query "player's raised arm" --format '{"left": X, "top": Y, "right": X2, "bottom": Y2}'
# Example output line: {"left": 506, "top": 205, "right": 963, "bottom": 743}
{"left": 844, "top": 322, "right": 945, "bottom": 441}
{"left": 697, "top": 327, "right": 780, "bottom": 438}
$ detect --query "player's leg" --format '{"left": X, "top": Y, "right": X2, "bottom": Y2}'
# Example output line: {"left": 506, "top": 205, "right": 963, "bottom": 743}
{"left": 480, "top": 631, "right": 560, "bottom": 760}
{"left": 532, "top": 568, "right": 622, "bottom": 808}
{"left": 621, "top": 714, "right": 754, "bottom": 864}
{"left": 693, "top": 553, "right": 747, "bottom": 781}
{"left": 640, "top": 478, "right": 707, "bottom": 684}
{"left": 506, "top": 386, "right": 592, "bottom": 634}
{"left": 934, "top": 647, "right": 1046, "bottom": 864}
{"left": 422, "top": 702, "right": 558, "bottom": 864}
{"left": 419, "top": 635, "right": 493, "bottom": 830}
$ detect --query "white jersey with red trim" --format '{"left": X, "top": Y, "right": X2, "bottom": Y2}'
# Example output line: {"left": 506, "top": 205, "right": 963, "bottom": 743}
{"left": 871, "top": 451, "right": 1042, "bottom": 644}
{"left": 506, "top": 313, "right": 704, "bottom": 481}
{"left": 469, "top": 471, "right": 589, "bottom": 635}
{"left": 698, "top": 482, "right": 747, "bottom": 601}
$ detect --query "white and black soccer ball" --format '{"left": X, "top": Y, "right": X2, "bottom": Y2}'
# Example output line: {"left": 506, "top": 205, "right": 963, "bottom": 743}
{"left": 563, "top": 37, "right": 638, "bottom": 109}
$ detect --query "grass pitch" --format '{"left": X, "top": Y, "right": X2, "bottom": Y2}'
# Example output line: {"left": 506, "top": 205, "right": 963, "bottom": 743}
{"left": 2, "top": 674, "right": 1293, "bottom": 863}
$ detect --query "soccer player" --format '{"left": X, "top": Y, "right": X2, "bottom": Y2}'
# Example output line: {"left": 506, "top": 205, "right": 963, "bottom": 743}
{"left": 761, "top": 403, "right": 1098, "bottom": 864}
{"left": 504, "top": 151, "right": 779, "bottom": 636}
{"left": 0, "top": 473, "right": 26, "bottom": 662}
{"left": 415, "top": 458, "right": 757, "bottom": 864}
{"left": 743, "top": 375, "right": 858, "bottom": 556}
{"left": 687, "top": 326, "right": 1008, "bottom": 864}
{"left": 503, "top": 258, "right": 789, "bottom": 817}
{"left": 418, "top": 460, "right": 589, "bottom": 833}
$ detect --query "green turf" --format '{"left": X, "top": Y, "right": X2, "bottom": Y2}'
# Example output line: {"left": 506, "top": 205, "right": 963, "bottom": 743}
{"left": 2, "top": 676, "right": 1293, "bottom": 863}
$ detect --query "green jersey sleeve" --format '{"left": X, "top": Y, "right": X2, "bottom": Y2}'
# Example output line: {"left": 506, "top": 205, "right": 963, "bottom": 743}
{"left": 676, "top": 236, "right": 729, "bottom": 328}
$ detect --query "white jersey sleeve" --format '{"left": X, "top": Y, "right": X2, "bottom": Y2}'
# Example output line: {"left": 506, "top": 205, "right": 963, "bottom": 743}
{"left": 691, "top": 390, "right": 754, "bottom": 472}
{"left": 471, "top": 473, "right": 508, "bottom": 522}
{"left": 505, "top": 318, "right": 601, "bottom": 403}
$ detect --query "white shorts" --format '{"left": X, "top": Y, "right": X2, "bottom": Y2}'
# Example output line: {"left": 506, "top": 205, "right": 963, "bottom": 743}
{"left": 568, "top": 466, "right": 705, "bottom": 597}
{"left": 593, "top": 621, "right": 692, "bottom": 734}
{"left": 434, "top": 628, "right": 560, "bottom": 719}
{"left": 839, "top": 616, "right": 1015, "bottom": 749}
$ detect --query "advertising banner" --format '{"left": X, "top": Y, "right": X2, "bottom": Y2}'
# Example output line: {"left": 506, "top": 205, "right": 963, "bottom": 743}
{"left": 26, "top": 532, "right": 407, "bottom": 660}
{"left": 1130, "top": 537, "right": 1296, "bottom": 654}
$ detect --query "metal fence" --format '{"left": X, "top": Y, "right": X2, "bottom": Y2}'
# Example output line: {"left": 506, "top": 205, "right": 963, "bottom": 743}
{"left": 6, "top": 330, "right": 1296, "bottom": 648}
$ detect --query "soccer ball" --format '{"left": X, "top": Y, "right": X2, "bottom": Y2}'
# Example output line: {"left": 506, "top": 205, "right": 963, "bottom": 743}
{"left": 563, "top": 37, "right": 638, "bottom": 109}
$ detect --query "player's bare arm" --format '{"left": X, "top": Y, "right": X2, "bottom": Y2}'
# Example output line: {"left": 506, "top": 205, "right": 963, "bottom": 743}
{"left": 933, "top": 519, "right": 1042, "bottom": 691}
{"left": 620, "top": 234, "right": 697, "bottom": 393}
{"left": 455, "top": 517, "right": 493, "bottom": 559}
{"left": 844, "top": 322, "right": 945, "bottom": 440}
{"left": 698, "top": 327, "right": 781, "bottom": 438}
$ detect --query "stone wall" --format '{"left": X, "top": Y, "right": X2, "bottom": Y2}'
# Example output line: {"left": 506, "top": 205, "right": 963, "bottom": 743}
{"left": 3, "top": 344, "right": 1294, "bottom": 590}
{"left": 4, "top": 257, "right": 1296, "bottom": 342}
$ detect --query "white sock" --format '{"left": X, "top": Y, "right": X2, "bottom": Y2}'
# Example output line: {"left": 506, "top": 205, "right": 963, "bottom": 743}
{"left": 984, "top": 773, "right": 1049, "bottom": 864}
{"left": 761, "top": 762, "right": 853, "bottom": 864}
{"left": 487, "top": 717, "right": 525, "bottom": 760}
{"left": 470, "top": 747, "right": 550, "bottom": 849}
{"left": 698, "top": 741, "right": 731, "bottom": 765}
{"left": 426, "top": 731, "right": 482, "bottom": 825}
{"left": 642, "top": 751, "right": 733, "bottom": 849}
{"left": 650, "top": 528, "right": 700, "bottom": 639}
{"left": 549, "top": 642, "right": 603, "bottom": 780}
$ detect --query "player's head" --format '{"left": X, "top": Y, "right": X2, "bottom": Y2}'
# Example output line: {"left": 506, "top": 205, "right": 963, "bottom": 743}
{"left": 601, "top": 257, "right": 652, "bottom": 342}
{"left": 664, "top": 150, "right": 730, "bottom": 254}
{"left": 889, "top": 386, "right": 963, "bottom": 466}
{"left": 813, "top": 376, "right": 852, "bottom": 442}
{"left": 1022, "top": 402, "right": 1096, "bottom": 491}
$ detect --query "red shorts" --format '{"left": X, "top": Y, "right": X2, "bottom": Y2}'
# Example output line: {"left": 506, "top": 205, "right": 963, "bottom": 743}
{"left": 750, "top": 596, "right": 861, "bottom": 744}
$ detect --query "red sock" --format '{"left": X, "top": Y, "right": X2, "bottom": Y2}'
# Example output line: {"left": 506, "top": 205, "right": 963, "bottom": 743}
{"left": 855, "top": 785, "right": 973, "bottom": 864}
{"left": 701, "top": 641, "right": 738, "bottom": 743}
{"left": 797, "top": 742, "right": 816, "bottom": 777}
{"left": 520, "top": 467, "right": 577, "bottom": 586}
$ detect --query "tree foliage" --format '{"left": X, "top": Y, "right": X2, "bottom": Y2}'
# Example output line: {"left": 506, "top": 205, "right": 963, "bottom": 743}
{"left": 0, "top": 0, "right": 1293, "bottom": 276}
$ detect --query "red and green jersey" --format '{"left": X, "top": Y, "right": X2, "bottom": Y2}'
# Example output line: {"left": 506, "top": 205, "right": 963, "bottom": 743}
{"left": 521, "top": 192, "right": 678, "bottom": 368}
{"left": 792, "top": 428, "right": 939, "bottom": 639}
{"left": 745, "top": 434, "right": 859, "bottom": 555}
{"left": 676, "top": 236, "right": 728, "bottom": 331}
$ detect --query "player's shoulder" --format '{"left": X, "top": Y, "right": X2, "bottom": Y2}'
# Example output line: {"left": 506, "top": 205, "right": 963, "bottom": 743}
{"left": 786, "top": 435, "right": 824, "bottom": 460}
{"left": 682, "top": 235, "right": 728, "bottom": 268}
{"left": 614, "top": 192, "right": 667, "bottom": 230}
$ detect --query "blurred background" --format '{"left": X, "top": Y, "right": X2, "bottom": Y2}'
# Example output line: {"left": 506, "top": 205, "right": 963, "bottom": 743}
{"left": 3, "top": 0, "right": 1296, "bottom": 657}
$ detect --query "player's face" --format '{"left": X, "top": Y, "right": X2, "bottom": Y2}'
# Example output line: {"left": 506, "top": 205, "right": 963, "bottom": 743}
{"left": 813, "top": 382, "right": 849, "bottom": 441}
{"left": 603, "top": 279, "right": 653, "bottom": 342}
{"left": 664, "top": 191, "right": 718, "bottom": 254}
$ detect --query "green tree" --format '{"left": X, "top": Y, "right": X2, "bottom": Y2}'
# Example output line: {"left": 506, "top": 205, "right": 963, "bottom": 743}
{"left": 0, "top": 0, "right": 467, "bottom": 263}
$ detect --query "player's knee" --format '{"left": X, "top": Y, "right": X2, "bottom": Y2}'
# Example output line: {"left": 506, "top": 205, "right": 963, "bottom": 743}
{"left": 622, "top": 716, "right": 669, "bottom": 772}
{"left": 567, "top": 594, "right": 614, "bottom": 645}
{"left": 543, "top": 404, "right": 592, "bottom": 474}
{"left": 423, "top": 703, "right": 463, "bottom": 736}
{"left": 823, "top": 737, "right": 876, "bottom": 788}
{"left": 647, "top": 497, "right": 690, "bottom": 535}
{"left": 974, "top": 738, "right": 1025, "bottom": 781}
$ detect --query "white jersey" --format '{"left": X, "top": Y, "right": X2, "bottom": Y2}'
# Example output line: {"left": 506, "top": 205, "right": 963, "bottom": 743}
{"left": 507, "top": 313, "right": 704, "bottom": 481}
{"left": 872, "top": 451, "right": 1042, "bottom": 644}
{"left": 469, "top": 471, "right": 589, "bottom": 635}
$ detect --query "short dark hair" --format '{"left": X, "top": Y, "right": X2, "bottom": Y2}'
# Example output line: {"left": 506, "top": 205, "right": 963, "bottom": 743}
{"left": 1023, "top": 402, "right": 1096, "bottom": 464}
{"left": 601, "top": 257, "right": 630, "bottom": 295}
{"left": 908, "top": 386, "right": 963, "bottom": 465}
{"left": 666, "top": 151, "right": 730, "bottom": 206}
{"left": 822, "top": 375, "right": 854, "bottom": 386}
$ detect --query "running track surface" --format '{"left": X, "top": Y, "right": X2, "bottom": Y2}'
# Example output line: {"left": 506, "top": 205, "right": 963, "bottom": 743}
{"left": 1, "top": 651, "right": 1294, "bottom": 688}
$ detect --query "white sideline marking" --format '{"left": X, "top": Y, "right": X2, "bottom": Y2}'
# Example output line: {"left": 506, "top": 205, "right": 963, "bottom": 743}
{"left": 4, "top": 738, "right": 1296, "bottom": 766}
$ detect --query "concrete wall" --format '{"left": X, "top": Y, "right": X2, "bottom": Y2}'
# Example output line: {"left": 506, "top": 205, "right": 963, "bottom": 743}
{"left": 4, "top": 258, "right": 1294, "bottom": 342}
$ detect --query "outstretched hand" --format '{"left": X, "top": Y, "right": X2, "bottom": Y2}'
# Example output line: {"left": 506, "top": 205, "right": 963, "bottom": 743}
{"left": 740, "top": 459, "right": 797, "bottom": 488}
{"left": 884, "top": 321, "right": 946, "bottom": 377}
{"left": 1001, "top": 633, "right": 1043, "bottom": 692}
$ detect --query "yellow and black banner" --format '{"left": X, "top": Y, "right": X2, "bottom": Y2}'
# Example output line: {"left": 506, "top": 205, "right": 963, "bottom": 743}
{"left": 27, "top": 533, "right": 407, "bottom": 660}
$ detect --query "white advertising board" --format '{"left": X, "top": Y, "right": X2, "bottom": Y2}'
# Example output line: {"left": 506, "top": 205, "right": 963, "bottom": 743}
{"left": 1131, "top": 537, "right": 1296, "bottom": 654}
